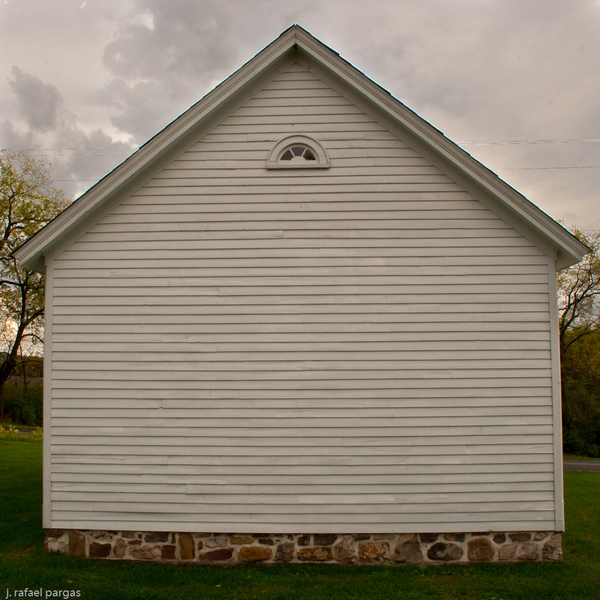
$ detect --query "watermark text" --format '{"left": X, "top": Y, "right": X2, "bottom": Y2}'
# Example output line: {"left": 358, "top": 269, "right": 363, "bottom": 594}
{"left": 5, "top": 589, "right": 81, "bottom": 599}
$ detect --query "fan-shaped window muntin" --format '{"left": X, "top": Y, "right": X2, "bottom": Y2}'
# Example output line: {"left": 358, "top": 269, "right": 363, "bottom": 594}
{"left": 266, "top": 135, "right": 330, "bottom": 169}
{"left": 280, "top": 145, "right": 317, "bottom": 162}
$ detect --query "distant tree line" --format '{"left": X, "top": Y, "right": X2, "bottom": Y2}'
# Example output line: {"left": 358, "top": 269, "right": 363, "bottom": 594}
{"left": 1, "top": 353, "right": 43, "bottom": 425}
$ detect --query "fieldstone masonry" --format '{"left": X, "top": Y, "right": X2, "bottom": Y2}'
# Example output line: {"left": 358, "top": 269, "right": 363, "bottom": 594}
{"left": 45, "top": 530, "right": 563, "bottom": 564}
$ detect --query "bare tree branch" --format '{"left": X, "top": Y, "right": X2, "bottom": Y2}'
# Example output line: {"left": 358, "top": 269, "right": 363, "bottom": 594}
{"left": 557, "top": 227, "right": 600, "bottom": 360}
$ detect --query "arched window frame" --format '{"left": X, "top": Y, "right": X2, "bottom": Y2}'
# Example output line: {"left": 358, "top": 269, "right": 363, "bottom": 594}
{"left": 266, "top": 135, "right": 330, "bottom": 169}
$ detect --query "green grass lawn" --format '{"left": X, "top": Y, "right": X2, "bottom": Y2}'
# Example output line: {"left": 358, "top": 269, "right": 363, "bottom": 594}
{"left": 1, "top": 437, "right": 599, "bottom": 600}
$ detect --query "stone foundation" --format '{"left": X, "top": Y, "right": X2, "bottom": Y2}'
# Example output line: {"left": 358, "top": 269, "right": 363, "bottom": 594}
{"left": 44, "top": 530, "right": 563, "bottom": 564}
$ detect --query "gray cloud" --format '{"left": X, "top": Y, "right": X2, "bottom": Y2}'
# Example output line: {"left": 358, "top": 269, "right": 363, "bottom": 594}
{"left": 8, "top": 67, "right": 64, "bottom": 133}
{"left": 0, "top": 120, "right": 34, "bottom": 150}
{"left": 48, "top": 126, "right": 135, "bottom": 199}
{"left": 93, "top": 0, "right": 241, "bottom": 142}
{"left": 331, "top": 0, "right": 600, "bottom": 142}
{"left": 2, "top": 66, "right": 134, "bottom": 199}
{"left": 91, "top": 0, "right": 322, "bottom": 143}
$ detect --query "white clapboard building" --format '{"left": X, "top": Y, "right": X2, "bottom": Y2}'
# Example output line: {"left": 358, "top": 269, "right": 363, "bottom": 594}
{"left": 15, "top": 26, "right": 588, "bottom": 564}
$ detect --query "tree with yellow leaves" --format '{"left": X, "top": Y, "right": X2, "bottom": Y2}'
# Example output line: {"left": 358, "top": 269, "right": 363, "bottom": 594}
{"left": 0, "top": 150, "right": 69, "bottom": 420}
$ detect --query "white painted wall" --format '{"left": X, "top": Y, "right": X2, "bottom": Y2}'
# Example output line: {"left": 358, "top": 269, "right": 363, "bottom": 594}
{"left": 47, "top": 60, "right": 557, "bottom": 533}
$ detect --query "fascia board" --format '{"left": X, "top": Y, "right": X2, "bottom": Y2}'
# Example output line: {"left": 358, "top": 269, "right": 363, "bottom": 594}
{"left": 14, "top": 27, "right": 302, "bottom": 273}
{"left": 291, "top": 29, "right": 589, "bottom": 269}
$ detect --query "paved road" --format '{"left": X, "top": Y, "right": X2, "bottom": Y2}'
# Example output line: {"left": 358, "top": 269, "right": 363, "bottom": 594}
{"left": 564, "top": 460, "right": 600, "bottom": 472}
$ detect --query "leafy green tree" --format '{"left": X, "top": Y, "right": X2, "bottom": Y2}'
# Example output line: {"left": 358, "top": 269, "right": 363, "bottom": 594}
{"left": 557, "top": 227, "right": 600, "bottom": 456}
{"left": 0, "top": 150, "right": 69, "bottom": 420}
{"left": 561, "top": 328, "right": 600, "bottom": 456}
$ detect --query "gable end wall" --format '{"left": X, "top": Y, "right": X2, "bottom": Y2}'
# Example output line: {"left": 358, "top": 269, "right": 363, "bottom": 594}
{"left": 46, "top": 61, "right": 559, "bottom": 535}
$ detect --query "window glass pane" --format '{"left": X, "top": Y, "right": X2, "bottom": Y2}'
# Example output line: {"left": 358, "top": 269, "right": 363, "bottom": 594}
{"left": 278, "top": 143, "right": 321, "bottom": 165}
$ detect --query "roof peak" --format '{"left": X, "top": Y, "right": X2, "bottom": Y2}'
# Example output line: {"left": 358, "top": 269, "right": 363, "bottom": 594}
{"left": 13, "top": 24, "right": 588, "bottom": 273}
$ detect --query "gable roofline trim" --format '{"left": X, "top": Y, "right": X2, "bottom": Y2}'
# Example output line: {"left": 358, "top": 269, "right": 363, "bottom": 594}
{"left": 14, "top": 24, "right": 588, "bottom": 272}
{"left": 286, "top": 29, "right": 588, "bottom": 268}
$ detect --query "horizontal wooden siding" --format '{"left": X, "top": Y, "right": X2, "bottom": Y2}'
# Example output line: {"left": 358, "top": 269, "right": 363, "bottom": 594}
{"left": 49, "top": 61, "right": 555, "bottom": 533}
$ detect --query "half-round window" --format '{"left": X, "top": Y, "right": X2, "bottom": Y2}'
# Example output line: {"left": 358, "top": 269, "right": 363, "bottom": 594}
{"left": 267, "top": 135, "right": 330, "bottom": 169}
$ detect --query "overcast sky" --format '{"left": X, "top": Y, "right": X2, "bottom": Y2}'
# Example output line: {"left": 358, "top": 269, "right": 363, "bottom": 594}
{"left": 1, "top": 0, "right": 599, "bottom": 232}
